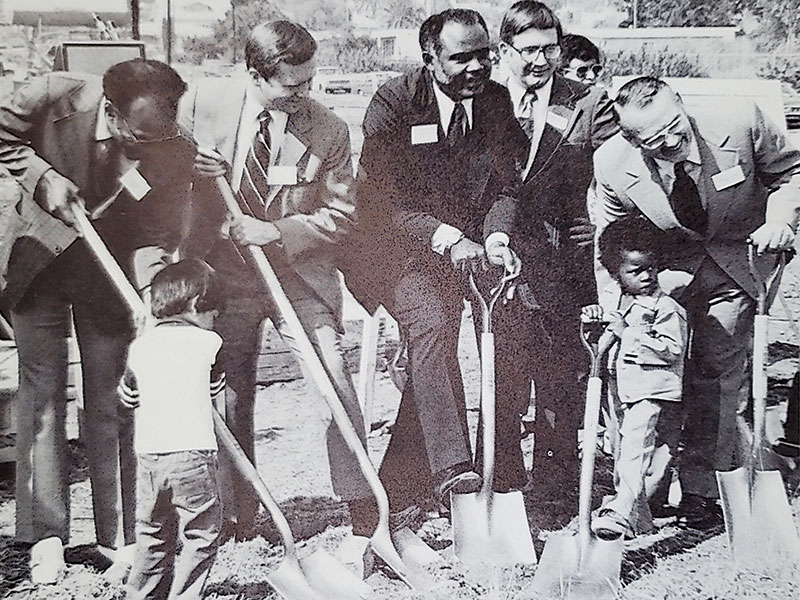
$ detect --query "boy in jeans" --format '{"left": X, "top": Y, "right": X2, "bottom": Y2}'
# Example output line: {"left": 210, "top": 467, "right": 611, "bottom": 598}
{"left": 119, "top": 259, "right": 225, "bottom": 598}
{"left": 583, "top": 216, "right": 688, "bottom": 540}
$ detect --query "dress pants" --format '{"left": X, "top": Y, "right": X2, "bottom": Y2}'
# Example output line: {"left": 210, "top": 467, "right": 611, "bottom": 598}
{"left": 215, "top": 288, "right": 371, "bottom": 528}
{"left": 11, "top": 244, "right": 136, "bottom": 548}
{"left": 378, "top": 265, "right": 473, "bottom": 511}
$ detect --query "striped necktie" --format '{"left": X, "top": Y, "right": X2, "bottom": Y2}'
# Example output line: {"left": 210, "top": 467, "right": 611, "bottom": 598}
{"left": 239, "top": 110, "right": 272, "bottom": 218}
{"left": 517, "top": 90, "right": 537, "bottom": 141}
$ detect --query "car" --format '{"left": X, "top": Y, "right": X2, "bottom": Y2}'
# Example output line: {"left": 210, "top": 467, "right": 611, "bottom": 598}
{"left": 785, "top": 95, "right": 800, "bottom": 130}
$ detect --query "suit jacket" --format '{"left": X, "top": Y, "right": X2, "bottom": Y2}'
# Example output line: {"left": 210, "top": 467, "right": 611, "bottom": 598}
{"left": 346, "top": 67, "right": 525, "bottom": 308}
{"left": 594, "top": 99, "right": 800, "bottom": 306}
{"left": 486, "top": 74, "right": 618, "bottom": 313}
{"left": 0, "top": 72, "right": 195, "bottom": 312}
{"left": 181, "top": 77, "right": 355, "bottom": 322}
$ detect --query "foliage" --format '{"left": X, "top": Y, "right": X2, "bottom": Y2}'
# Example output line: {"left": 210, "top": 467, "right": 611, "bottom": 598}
{"left": 280, "top": 0, "right": 350, "bottom": 31}
{"left": 316, "top": 35, "right": 384, "bottom": 72}
{"left": 757, "top": 52, "right": 800, "bottom": 93}
{"left": 605, "top": 44, "right": 709, "bottom": 78}
{"left": 633, "top": 0, "right": 743, "bottom": 27}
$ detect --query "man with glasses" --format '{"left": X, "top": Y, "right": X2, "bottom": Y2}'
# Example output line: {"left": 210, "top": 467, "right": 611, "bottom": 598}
{"left": 560, "top": 34, "right": 607, "bottom": 87}
{"left": 486, "top": 0, "right": 617, "bottom": 527}
{"left": 0, "top": 59, "right": 195, "bottom": 583}
{"left": 594, "top": 76, "right": 800, "bottom": 529}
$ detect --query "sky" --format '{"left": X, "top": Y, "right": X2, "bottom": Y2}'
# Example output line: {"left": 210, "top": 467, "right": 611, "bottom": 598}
{"left": 5, "top": 0, "right": 128, "bottom": 11}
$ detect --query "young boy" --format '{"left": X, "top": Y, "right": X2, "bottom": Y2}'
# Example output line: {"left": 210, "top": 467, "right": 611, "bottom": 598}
{"left": 583, "top": 216, "right": 688, "bottom": 540}
{"left": 119, "top": 259, "right": 225, "bottom": 599}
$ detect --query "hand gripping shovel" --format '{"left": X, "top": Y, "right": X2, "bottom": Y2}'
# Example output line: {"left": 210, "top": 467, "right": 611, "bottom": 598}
{"left": 452, "top": 273, "right": 537, "bottom": 566}
{"left": 716, "top": 246, "right": 800, "bottom": 578}
{"left": 525, "top": 321, "right": 622, "bottom": 600}
{"left": 69, "top": 205, "right": 370, "bottom": 600}
{"left": 214, "top": 177, "right": 440, "bottom": 590}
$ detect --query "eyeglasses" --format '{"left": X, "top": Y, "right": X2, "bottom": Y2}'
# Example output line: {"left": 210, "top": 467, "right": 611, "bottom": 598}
{"left": 566, "top": 64, "right": 604, "bottom": 81}
{"left": 109, "top": 106, "right": 182, "bottom": 145}
{"left": 506, "top": 41, "right": 562, "bottom": 62}
{"left": 625, "top": 115, "right": 686, "bottom": 151}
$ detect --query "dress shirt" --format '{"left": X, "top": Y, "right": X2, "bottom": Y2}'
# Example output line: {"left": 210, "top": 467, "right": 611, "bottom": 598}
{"left": 653, "top": 132, "right": 702, "bottom": 201}
{"left": 95, "top": 97, "right": 112, "bottom": 141}
{"left": 506, "top": 75, "right": 553, "bottom": 178}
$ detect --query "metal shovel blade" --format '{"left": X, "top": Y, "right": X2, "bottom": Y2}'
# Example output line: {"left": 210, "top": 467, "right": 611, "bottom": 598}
{"left": 717, "top": 467, "right": 800, "bottom": 577}
{"left": 393, "top": 526, "right": 441, "bottom": 567}
{"left": 524, "top": 532, "right": 622, "bottom": 599}
{"left": 300, "top": 550, "right": 373, "bottom": 600}
{"left": 370, "top": 525, "right": 438, "bottom": 590}
{"left": 267, "top": 556, "right": 327, "bottom": 600}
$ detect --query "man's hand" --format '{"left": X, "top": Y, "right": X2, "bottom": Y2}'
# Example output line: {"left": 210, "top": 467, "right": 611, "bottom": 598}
{"left": 569, "top": 217, "right": 596, "bottom": 249}
{"left": 449, "top": 237, "right": 487, "bottom": 273}
{"left": 486, "top": 241, "right": 521, "bottom": 277}
{"left": 229, "top": 215, "right": 281, "bottom": 247}
{"left": 34, "top": 169, "right": 84, "bottom": 227}
{"left": 748, "top": 223, "right": 795, "bottom": 255}
{"left": 194, "top": 147, "right": 228, "bottom": 179}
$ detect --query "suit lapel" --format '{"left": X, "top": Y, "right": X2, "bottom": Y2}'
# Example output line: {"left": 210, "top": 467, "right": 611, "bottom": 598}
{"left": 692, "top": 118, "right": 741, "bottom": 238}
{"left": 264, "top": 104, "right": 315, "bottom": 213}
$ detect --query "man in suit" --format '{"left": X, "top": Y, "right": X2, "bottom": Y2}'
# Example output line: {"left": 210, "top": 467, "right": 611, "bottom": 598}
{"left": 345, "top": 8, "right": 523, "bottom": 522}
{"left": 181, "top": 21, "right": 373, "bottom": 563}
{"left": 0, "top": 59, "right": 195, "bottom": 582}
{"left": 594, "top": 76, "right": 800, "bottom": 528}
{"left": 486, "top": 0, "right": 617, "bottom": 524}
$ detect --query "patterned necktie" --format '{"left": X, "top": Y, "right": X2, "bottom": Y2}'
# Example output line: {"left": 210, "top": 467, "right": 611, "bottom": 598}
{"left": 447, "top": 101, "right": 468, "bottom": 147}
{"left": 517, "top": 89, "right": 537, "bottom": 141}
{"left": 669, "top": 161, "right": 707, "bottom": 233}
{"left": 239, "top": 110, "right": 272, "bottom": 218}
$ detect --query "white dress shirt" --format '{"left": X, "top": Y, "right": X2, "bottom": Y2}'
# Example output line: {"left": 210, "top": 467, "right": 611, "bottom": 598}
{"left": 506, "top": 75, "right": 553, "bottom": 179}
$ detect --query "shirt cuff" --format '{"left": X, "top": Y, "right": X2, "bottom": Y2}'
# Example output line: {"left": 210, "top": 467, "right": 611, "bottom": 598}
{"left": 431, "top": 224, "right": 464, "bottom": 255}
{"left": 485, "top": 232, "right": 510, "bottom": 251}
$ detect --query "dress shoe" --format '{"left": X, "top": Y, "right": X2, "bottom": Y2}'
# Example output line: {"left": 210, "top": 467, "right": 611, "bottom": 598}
{"left": 388, "top": 504, "right": 423, "bottom": 533}
{"left": 591, "top": 508, "right": 634, "bottom": 541}
{"left": 676, "top": 493, "right": 723, "bottom": 530}
{"left": 30, "top": 537, "right": 65, "bottom": 585}
{"left": 434, "top": 464, "right": 482, "bottom": 509}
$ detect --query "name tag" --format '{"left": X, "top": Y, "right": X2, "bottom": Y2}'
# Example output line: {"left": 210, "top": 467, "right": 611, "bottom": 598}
{"left": 119, "top": 167, "right": 151, "bottom": 201}
{"left": 711, "top": 165, "right": 745, "bottom": 191}
{"left": 268, "top": 165, "right": 298, "bottom": 186}
{"left": 411, "top": 124, "right": 438, "bottom": 145}
{"left": 546, "top": 110, "right": 569, "bottom": 131}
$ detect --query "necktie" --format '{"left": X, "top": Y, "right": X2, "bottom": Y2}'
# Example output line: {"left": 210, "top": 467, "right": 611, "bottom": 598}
{"left": 517, "top": 90, "right": 537, "bottom": 141}
{"left": 669, "top": 161, "right": 707, "bottom": 233}
{"left": 447, "top": 101, "right": 468, "bottom": 147}
{"left": 240, "top": 110, "right": 272, "bottom": 218}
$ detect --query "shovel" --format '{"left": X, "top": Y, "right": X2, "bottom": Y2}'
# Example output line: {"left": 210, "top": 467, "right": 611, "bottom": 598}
{"left": 716, "top": 246, "right": 800, "bottom": 578}
{"left": 526, "top": 321, "right": 622, "bottom": 600}
{"left": 214, "top": 177, "right": 440, "bottom": 590}
{"left": 452, "top": 272, "right": 537, "bottom": 566}
{"left": 70, "top": 205, "right": 370, "bottom": 600}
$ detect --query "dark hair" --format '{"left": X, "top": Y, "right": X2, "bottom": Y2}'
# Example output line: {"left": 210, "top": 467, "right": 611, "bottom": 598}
{"left": 245, "top": 20, "right": 317, "bottom": 80}
{"left": 599, "top": 216, "right": 663, "bottom": 275}
{"left": 102, "top": 59, "right": 187, "bottom": 117}
{"left": 419, "top": 8, "right": 488, "bottom": 55}
{"left": 500, "top": 0, "right": 563, "bottom": 45}
{"left": 615, "top": 76, "right": 670, "bottom": 110}
{"left": 150, "top": 259, "right": 222, "bottom": 319}
{"left": 560, "top": 33, "right": 600, "bottom": 66}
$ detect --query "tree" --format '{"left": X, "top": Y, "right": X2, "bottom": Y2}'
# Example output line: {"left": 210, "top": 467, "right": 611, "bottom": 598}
{"left": 280, "top": 0, "right": 350, "bottom": 31}
{"left": 632, "top": 0, "right": 743, "bottom": 27}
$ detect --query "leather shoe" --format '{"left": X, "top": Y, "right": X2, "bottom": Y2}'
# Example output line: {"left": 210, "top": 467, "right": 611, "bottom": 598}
{"left": 676, "top": 493, "right": 723, "bottom": 530}
{"left": 30, "top": 537, "right": 65, "bottom": 585}
{"left": 388, "top": 504, "right": 423, "bottom": 533}
{"left": 435, "top": 465, "right": 482, "bottom": 509}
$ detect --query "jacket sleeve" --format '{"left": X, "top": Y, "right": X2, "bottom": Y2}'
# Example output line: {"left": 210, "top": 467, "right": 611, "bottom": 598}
{"left": 589, "top": 89, "right": 619, "bottom": 150}
{"left": 620, "top": 301, "right": 688, "bottom": 366}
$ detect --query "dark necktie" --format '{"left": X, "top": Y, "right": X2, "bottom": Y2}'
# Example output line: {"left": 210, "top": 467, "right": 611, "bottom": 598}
{"left": 448, "top": 101, "right": 468, "bottom": 147}
{"left": 239, "top": 110, "right": 272, "bottom": 218}
{"left": 517, "top": 90, "right": 537, "bottom": 141}
{"left": 669, "top": 161, "right": 707, "bottom": 233}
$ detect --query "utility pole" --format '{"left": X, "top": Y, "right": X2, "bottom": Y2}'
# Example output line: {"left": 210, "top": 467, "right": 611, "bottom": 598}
{"left": 130, "top": 0, "right": 140, "bottom": 40}
{"left": 165, "top": 0, "right": 173, "bottom": 63}
{"left": 632, "top": 0, "right": 638, "bottom": 28}
{"left": 231, "top": 0, "right": 237, "bottom": 63}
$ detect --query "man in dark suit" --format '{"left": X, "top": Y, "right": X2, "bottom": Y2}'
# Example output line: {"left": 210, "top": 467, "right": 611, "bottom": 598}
{"left": 345, "top": 8, "right": 524, "bottom": 522}
{"left": 486, "top": 0, "right": 618, "bottom": 525}
{"left": 0, "top": 59, "right": 195, "bottom": 582}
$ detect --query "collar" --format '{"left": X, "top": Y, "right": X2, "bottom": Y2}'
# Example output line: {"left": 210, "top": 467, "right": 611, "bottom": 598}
{"left": 430, "top": 80, "right": 473, "bottom": 134}
{"left": 621, "top": 289, "right": 664, "bottom": 314}
{"left": 95, "top": 96, "right": 112, "bottom": 141}
{"left": 244, "top": 84, "right": 289, "bottom": 133}
{"left": 506, "top": 75, "right": 553, "bottom": 118}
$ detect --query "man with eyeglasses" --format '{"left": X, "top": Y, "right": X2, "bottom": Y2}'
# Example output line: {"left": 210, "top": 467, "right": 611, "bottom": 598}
{"left": 594, "top": 76, "right": 800, "bottom": 530}
{"left": 560, "top": 34, "right": 607, "bottom": 87}
{"left": 0, "top": 58, "right": 195, "bottom": 583}
{"left": 485, "top": 0, "right": 618, "bottom": 527}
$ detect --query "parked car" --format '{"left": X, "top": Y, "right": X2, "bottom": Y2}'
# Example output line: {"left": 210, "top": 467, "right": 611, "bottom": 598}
{"left": 785, "top": 95, "right": 800, "bottom": 130}
{"left": 316, "top": 70, "right": 402, "bottom": 95}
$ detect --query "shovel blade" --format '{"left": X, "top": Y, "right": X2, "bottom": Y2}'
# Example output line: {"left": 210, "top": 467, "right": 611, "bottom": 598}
{"left": 371, "top": 528, "right": 437, "bottom": 591}
{"left": 452, "top": 491, "right": 537, "bottom": 567}
{"left": 393, "top": 526, "right": 441, "bottom": 567}
{"left": 717, "top": 468, "right": 800, "bottom": 577}
{"left": 299, "top": 550, "right": 372, "bottom": 600}
{"left": 267, "top": 559, "right": 327, "bottom": 600}
{"left": 525, "top": 532, "right": 621, "bottom": 600}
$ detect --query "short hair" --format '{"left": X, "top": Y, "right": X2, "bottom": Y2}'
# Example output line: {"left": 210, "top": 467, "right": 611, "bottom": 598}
{"left": 103, "top": 59, "right": 187, "bottom": 117}
{"left": 560, "top": 34, "right": 600, "bottom": 65}
{"left": 245, "top": 21, "right": 317, "bottom": 80}
{"left": 615, "top": 76, "right": 670, "bottom": 110}
{"left": 150, "top": 259, "right": 222, "bottom": 319}
{"left": 500, "top": 1, "right": 563, "bottom": 45}
{"left": 419, "top": 8, "right": 488, "bottom": 55}
{"left": 598, "top": 216, "right": 664, "bottom": 275}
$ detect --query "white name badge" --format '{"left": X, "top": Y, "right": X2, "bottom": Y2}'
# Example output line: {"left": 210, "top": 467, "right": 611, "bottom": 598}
{"left": 411, "top": 124, "right": 438, "bottom": 145}
{"left": 119, "top": 167, "right": 151, "bottom": 201}
{"left": 268, "top": 165, "right": 298, "bottom": 186}
{"left": 546, "top": 110, "right": 569, "bottom": 131}
{"left": 711, "top": 165, "right": 745, "bottom": 191}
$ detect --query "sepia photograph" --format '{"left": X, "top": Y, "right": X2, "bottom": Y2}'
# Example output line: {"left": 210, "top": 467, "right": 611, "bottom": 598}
{"left": 0, "top": 0, "right": 799, "bottom": 598}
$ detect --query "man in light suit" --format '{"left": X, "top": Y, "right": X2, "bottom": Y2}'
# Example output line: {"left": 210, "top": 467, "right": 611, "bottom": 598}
{"left": 486, "top": 0, "right": 617, "bottom": 525}
{"left": 0, "top": 59, "right": 195, "bottom": 582}
{"left": 344, "top": 8, "right": 523, "bottom": 522}
{"left": 181, "top": 21, "right": 373, "bottom": 560}
{"left": 594, "top": 76, "right": 800, "bottom": 529}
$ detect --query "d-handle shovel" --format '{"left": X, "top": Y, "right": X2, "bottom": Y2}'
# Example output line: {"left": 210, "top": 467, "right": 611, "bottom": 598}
{"left": 70, "top": 205, "right": 370, "bottom": 600}
{"left": 452, "top": 273, "right": 537, "bottom": 566}
{"left": 716, "top": 246, "right": 800, "bottom": 578}
{"left": 214, "top": 178, "right": 440, "bottom": 590}
{"left": 526, "top": 321, "right": 622, "bottom": 600}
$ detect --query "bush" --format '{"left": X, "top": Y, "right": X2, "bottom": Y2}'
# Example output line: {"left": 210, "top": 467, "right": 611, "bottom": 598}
{"left": 317, "top": 35, "right": 384, "bottom": 73}
{"left": 757, "top": 53, "right": 800, "bottom": 93}
{"left": 605, "top": 44, "right": 710, "bottom": 78}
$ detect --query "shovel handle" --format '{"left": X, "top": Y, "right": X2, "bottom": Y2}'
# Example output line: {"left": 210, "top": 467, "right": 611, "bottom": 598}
{"left": 747, "top": 245, "right": 791, "bottom": 315}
